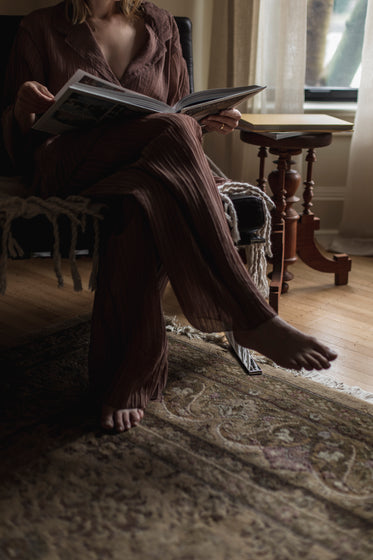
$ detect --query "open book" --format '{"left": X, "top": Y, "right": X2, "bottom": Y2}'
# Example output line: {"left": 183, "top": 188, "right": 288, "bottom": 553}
{"left": 33, "top": 70, "right": 266, "bottom": 135}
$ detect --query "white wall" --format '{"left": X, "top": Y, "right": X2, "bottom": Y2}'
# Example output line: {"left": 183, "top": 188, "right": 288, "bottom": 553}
{"left": 155, "top": 0, "right": 213, "bottom": 91}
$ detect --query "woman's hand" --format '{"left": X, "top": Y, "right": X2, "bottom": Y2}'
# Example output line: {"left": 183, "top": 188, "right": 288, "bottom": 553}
{"left": 201, "top": 108, "right": 242, "bottom": 135}
{"left": 14, "top": 81, "right": 55, "bottom": 133}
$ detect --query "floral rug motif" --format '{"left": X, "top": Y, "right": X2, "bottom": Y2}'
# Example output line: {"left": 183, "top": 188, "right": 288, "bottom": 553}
{"left": 0, "top": 320, "right": 372, "bottom": 560}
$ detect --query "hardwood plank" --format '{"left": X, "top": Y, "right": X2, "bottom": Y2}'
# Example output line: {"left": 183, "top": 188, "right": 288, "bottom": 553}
{"left": 0, "top": 254, "right": 372, "bottom": 393}
{"left": 278, "top": 257, "right": 373, "bottom": 392}
{"left": 0, "top": 257, "right": 94, "bottom": 347}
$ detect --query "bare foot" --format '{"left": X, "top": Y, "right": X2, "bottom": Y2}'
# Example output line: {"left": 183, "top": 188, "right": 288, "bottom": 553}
{"left": 235, "top": 316, "right": 337, "bottom": 371}
{"left": 101, "top": 405, "right": 144, "bottom": 433}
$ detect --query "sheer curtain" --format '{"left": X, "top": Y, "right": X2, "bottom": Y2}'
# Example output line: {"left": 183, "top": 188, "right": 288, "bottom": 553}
{"left": 204, "top": 0, "right": 307, "bottom": 180}
{"left": 203, "top": 0, "right": 260, "bottom": 180}
{"left": 254, "top": 0, "right": 307, "bottom": 114}
{"left": 330, "top": 0, "right": 373, "bottom": 256}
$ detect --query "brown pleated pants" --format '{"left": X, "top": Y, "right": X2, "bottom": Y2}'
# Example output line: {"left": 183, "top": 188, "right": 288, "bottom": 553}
{"left": 48, "top": 113, "right": 276, "bottom": 409}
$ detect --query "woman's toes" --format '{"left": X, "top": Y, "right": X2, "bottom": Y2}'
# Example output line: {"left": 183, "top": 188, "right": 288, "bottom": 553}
{"left": 101, "top": 407, "right": 145, "bottom": 433}
{"left": 292, "top": 354, "right": 312, "bottom": 371}
{"left": 131, "top": 409, "right": 145, "bottom": 427}
{"left": 326, "top": 349, "right": 338, "bottom": 361}
{"left": 101, "top": 406, "right": 115, "bottom": 430}
{"left": 306, "top": 355, "right": 325, "bottom": 371}
{"left": 130, "top": 410, "right": 141, "bottom": 426}
{"left": 114, "top": 410, "right": 126, "bottom": 432}
{"left": 288, "top": 358, "right": 299, "bottom": 370}
{"left": 102, "top": 418, "right": 114, "bottom": 430}
{"left": 313, "top": 351, "right": 332, "bottom": 370}
{"left": 292, "top": 350, "right": 333, "bottom": 371}
{"left": 303, "top": 355, "right": 323, "bottom": 371}
{"left": 314, "top": 341, "right": 337, "bottom": 362}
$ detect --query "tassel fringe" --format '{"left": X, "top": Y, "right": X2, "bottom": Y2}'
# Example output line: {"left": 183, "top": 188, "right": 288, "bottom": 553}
{"left": 0, "top": 167, "right": 273, "bottom": 298}
{"left": 0, "top": 189, "right": 105, "bottom": 295}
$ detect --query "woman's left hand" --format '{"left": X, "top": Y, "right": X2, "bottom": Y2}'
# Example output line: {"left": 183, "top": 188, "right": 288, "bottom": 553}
{"left": 201, "top": 108, "right": 241, "bottom": 135}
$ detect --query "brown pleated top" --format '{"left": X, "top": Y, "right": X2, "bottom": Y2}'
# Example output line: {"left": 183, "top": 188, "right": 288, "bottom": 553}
{"left": 2, "top": 0, "right": 190, "bottom": 180}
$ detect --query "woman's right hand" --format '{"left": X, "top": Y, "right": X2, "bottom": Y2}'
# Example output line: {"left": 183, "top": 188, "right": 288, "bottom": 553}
{"left": 14, "top": 81, "right": 55, "bottom": 133}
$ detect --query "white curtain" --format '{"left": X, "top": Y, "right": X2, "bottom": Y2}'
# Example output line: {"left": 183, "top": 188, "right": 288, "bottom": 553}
{"left": 254, "top": 0, "right": 307, "bottom": 114}
{"left": 203, "top": 0, "right": 260, "bottom": 180}
{"left": 330, "top": 0, "right": 373, "bottom": 256}
{"left": 204, "top": 0, "right": 307, "bottom": 180}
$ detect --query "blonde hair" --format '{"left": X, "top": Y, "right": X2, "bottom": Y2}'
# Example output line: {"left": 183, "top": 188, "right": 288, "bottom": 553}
{"left": 65, "top": 0, "right": 143, "bottom": 24}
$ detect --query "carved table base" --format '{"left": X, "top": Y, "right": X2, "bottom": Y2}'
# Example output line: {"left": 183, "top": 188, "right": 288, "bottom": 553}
{"left": 240, "top": 130, "right": 352, "bottom": 312}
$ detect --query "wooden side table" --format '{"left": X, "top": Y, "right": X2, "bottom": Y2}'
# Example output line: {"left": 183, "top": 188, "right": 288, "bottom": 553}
{"left": 240, "top": 130, "right": 352, "bottom": 313}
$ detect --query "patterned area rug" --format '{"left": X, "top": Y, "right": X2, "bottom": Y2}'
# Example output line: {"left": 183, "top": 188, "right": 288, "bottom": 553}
{"left": 0, "top": 319, "right": 372, "bottom": 560}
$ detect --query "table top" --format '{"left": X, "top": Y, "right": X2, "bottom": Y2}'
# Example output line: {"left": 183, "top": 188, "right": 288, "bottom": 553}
{"left": 240, "top": 130, "right": 333, "bottom": 150}
{"left": 239, "top": 113, "right": 353, "bottom": 133}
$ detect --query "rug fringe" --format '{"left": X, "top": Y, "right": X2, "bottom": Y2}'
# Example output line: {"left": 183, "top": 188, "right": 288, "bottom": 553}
{"left": 164, "top": 315, "right": 227, "bottom": 347}
{"left": 254, "top": 354, "right": 373, "bottom": 404}
{"left": 165, "top": 316, "right": 373, "bottom": 404}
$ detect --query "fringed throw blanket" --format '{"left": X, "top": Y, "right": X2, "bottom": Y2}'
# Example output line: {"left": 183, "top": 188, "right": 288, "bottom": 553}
{"left": 0, "top": 174, "right": 273, "bottom": 298}
{"left": 0, "top": 176, "right": 105, "bottom": 295}
{"left": 218, "top": 181, "right": 273, "bottom": 299}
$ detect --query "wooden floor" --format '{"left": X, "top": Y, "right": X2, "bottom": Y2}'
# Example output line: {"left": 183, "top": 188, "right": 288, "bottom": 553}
{"left": 0, "top": 253, "right": 372, "bottom": 392}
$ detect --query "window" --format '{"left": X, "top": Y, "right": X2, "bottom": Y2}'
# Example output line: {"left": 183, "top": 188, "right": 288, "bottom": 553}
{"left": 305, "top": 0, "right": 367, "bottom": 101}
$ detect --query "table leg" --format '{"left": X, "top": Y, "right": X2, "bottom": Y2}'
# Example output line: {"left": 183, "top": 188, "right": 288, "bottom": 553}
{"left": 297, "top": 149, "right": 352, "bottom": 284}
{"left": 257, "top": 146, "right": 268, "bottom": 192}
{"left": 268, "top": 150, "right": 302, "bottom": 293}
{"left": 267, "top": 152, "right": 287, "bottom": 313}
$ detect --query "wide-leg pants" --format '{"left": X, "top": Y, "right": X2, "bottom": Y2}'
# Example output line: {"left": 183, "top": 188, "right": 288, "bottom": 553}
{"left": 34, "top": 112, "right": 276, "bottom": 409}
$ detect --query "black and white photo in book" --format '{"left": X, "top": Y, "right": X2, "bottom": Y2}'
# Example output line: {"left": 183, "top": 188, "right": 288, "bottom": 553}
{"left": 33, "top": 69, "right": 266, "bottom": 135}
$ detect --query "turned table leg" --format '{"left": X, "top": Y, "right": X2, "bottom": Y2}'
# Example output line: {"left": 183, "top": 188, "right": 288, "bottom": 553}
{"left": 267, "top": 149, "right": 302, "bottom": 293}
{"left": 297, "top": 148, "right": 352, "bottom": 284}
{"left": 267, "top": 152, "right": 287, "bottom": 312}
{"left": 256, "top": 146, "right": 301, "bottom": 309}
{"left": 257, "top": 146, "right": 268, "bottom": 192}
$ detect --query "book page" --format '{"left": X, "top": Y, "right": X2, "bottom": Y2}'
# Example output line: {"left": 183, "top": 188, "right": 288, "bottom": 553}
{"left": 182, "top": 97, "right": 244, "bottom": 121}
{"left": 175, "top": 85, "right": 265, "bottom": 111}
{"left": 179, "top": 86, "right": 266, "bottom": 121}
{"left": 33, "top": 69, "right": 267, "bottom": 134}
{"left": 33, "top": 81, "right": 174, "bottom": 134}
{"left": 53, "top": 69, "right": 124, "bottom": 103}
{"left": 33, "top": 88, "right": 154, "bottom": 135}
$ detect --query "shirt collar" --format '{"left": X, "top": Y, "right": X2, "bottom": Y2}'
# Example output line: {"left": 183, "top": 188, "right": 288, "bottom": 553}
{"left": 50, "top": 1, "right": 170, "bottom": 85}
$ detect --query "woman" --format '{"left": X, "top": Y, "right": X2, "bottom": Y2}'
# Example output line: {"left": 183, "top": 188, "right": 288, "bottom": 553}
{"left": 2, "top": 0, "right": 337, "bottom": 433}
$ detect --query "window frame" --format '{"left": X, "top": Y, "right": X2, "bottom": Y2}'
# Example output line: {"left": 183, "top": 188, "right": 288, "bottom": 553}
{"left": 304, "top": 87, "right": 358, "bottom": 103}
{"left": 305, "top": 0, "right": 365, "bottom": 104}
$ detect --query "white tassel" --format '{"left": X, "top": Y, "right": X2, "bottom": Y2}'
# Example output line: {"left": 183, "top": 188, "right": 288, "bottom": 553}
{"left": 0, "top": 189, "right": 105, "bottom": 295}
